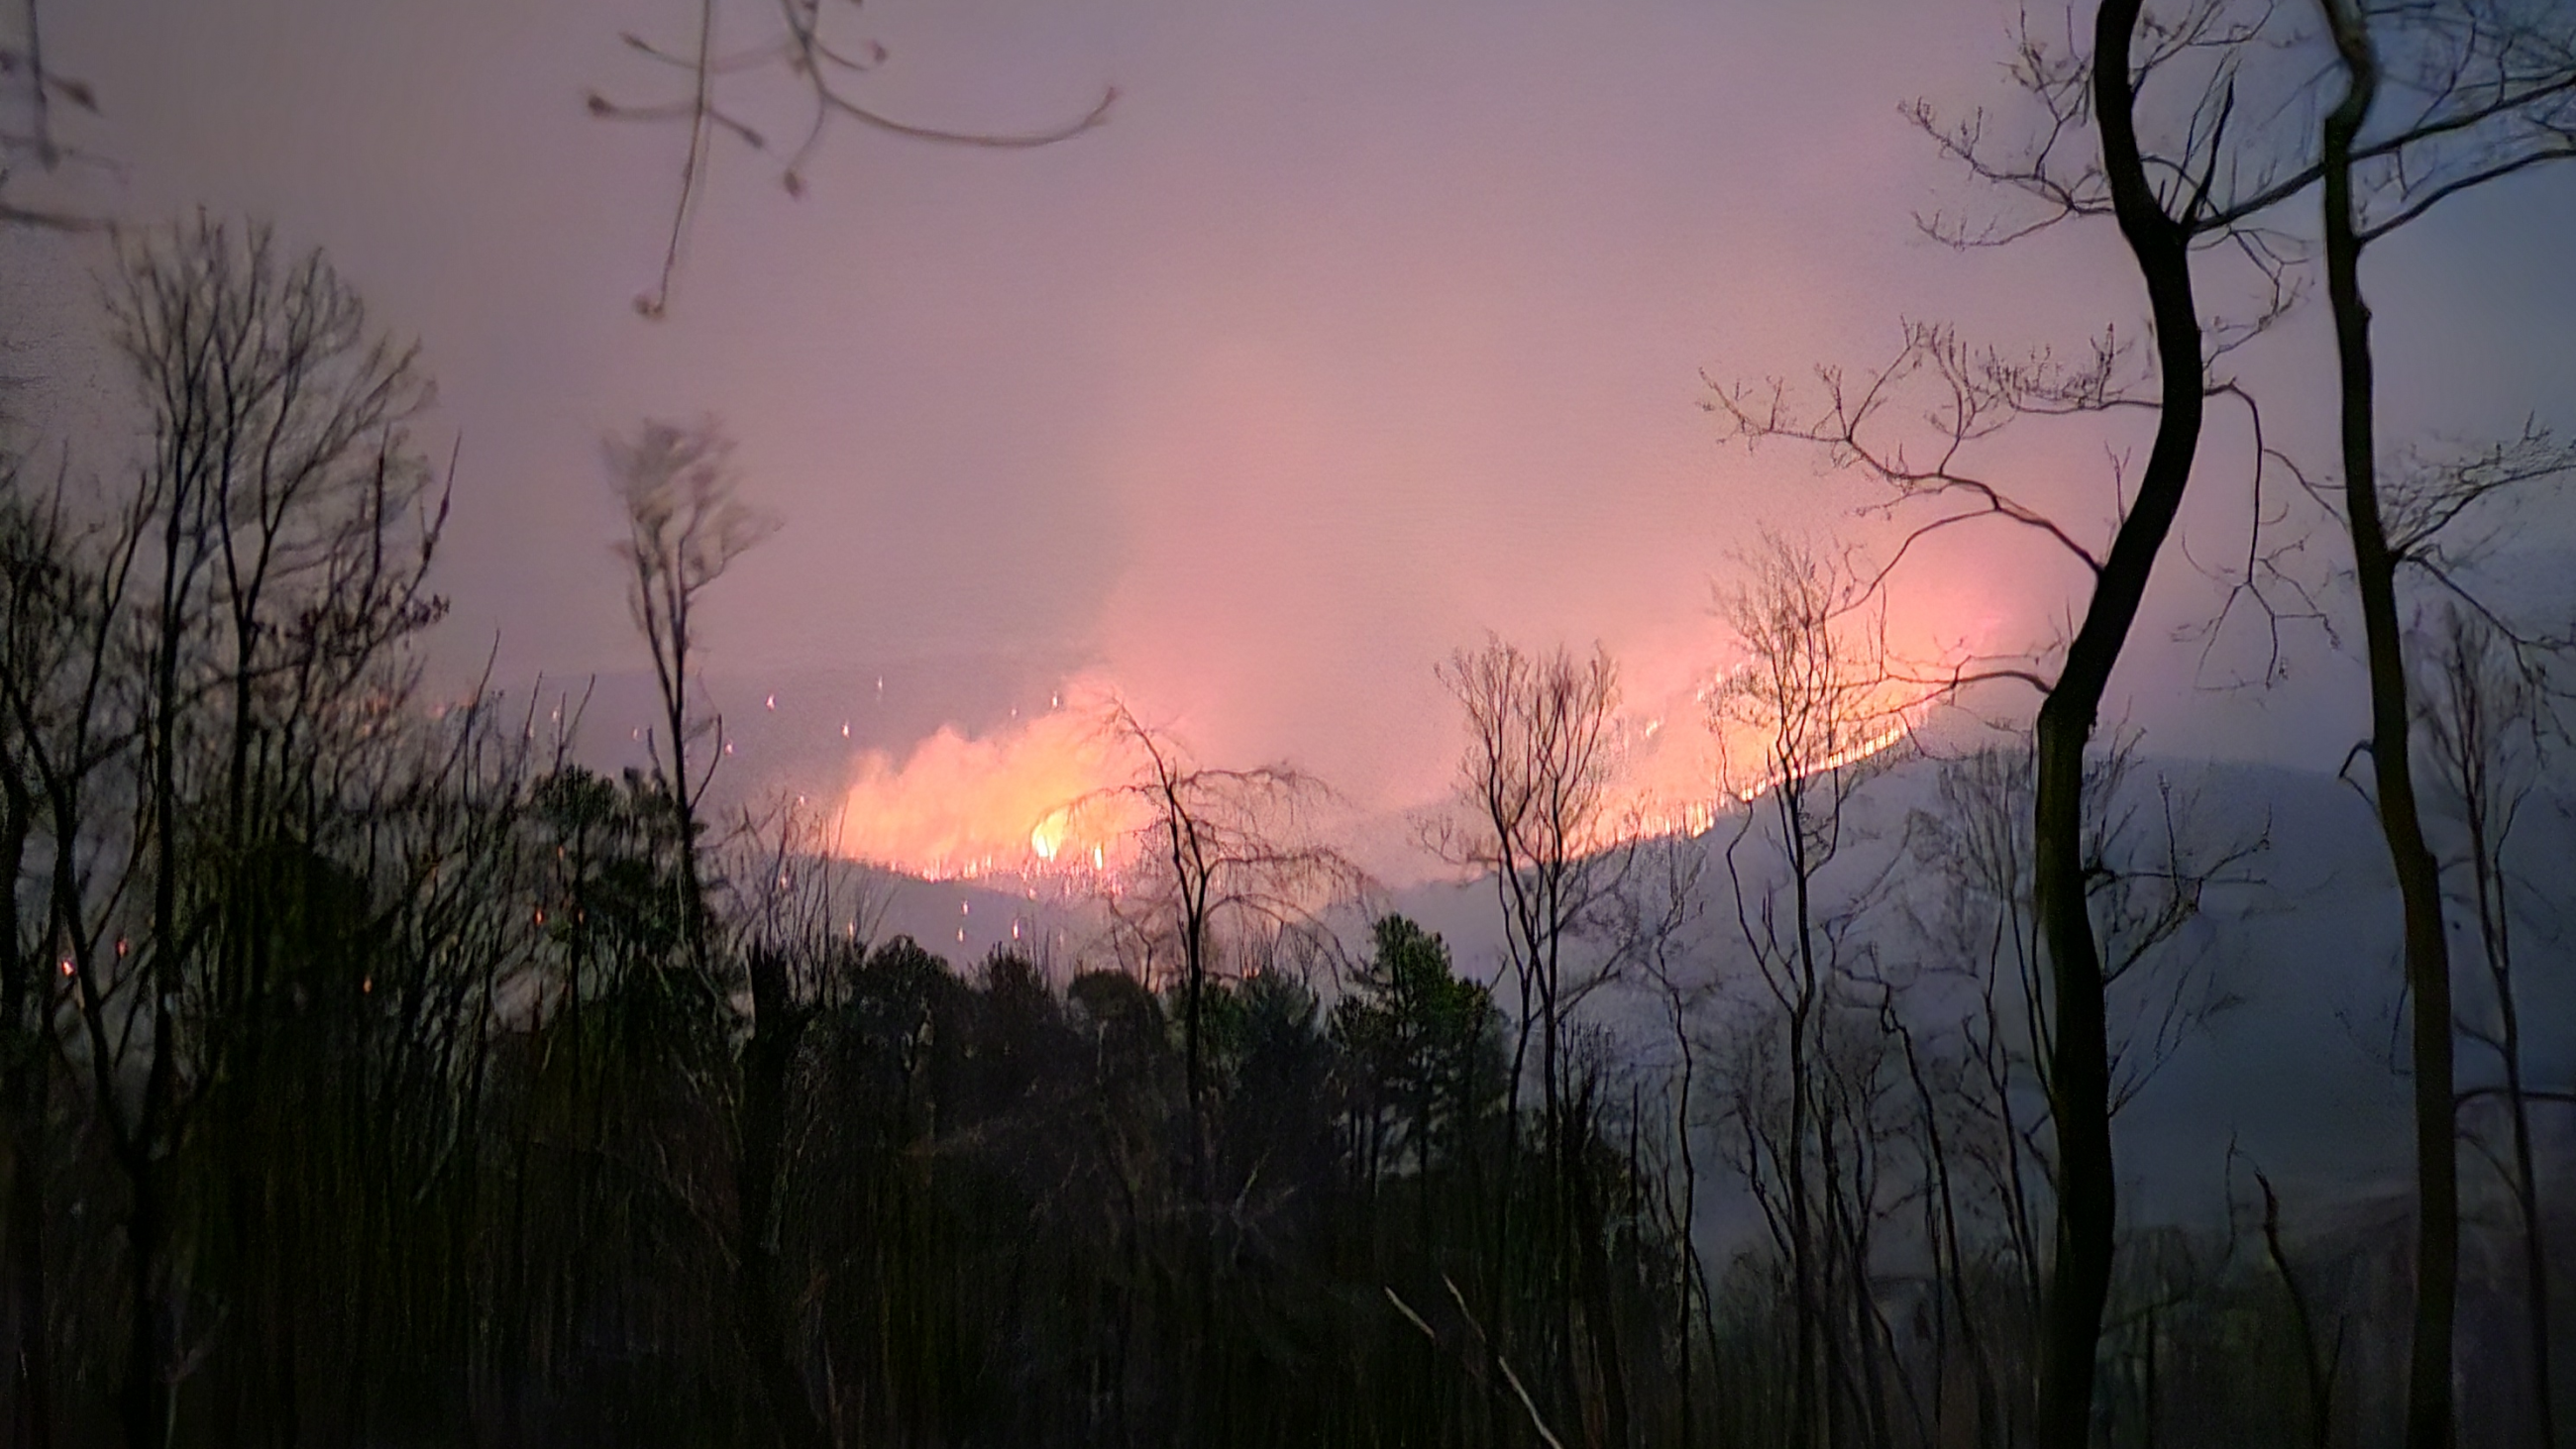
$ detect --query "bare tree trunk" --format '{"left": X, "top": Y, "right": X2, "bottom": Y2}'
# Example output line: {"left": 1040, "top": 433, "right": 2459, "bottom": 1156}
{"left": 2499, "top": 1033, "right": 2555, "bottom": 1448}
{"left": 118, "top": 1157, "right": 173, "bottom": 1449}
{"left": 2313, "top": 10, "right": 2457, "bottom": 1446}
{"left": 1783, "top": 817, "right": 1822, "bottom": 1449}
{"left": 0, "top": 772, "right": 52, "bottom": 1449}
{"left": 6, "top": 1111, "right": 49, "bottom": 1449}
{"left": 2489, "top": 980, "right": 2556, "bottom": 1449}
{"left": 2439, "top": 613, "right": 2557, "bottom": 1449}
{"left": 739, "top": 949, "right": 823, "bottom": 1449}
{"left": 2029, "top": 6, "right": 2210, "bottom": 1442}
{"left": 0, "top": 767, "right": 49, "bottom": 1441}
{"left": 1665, "top": 987, "right": 1711, "bottom": 1449}
{"left": 2255, "top": 1171, "right": 2335, "bottom": 1449}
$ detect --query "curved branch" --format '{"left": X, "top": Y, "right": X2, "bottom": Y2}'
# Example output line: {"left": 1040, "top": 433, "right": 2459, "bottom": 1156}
{"left": 599, "top": 0, "right": 1118, "bottom": 317}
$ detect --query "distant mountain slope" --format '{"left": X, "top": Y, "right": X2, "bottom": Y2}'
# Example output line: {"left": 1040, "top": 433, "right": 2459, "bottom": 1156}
{"left": 800, "top": 734, "right": 2576, "bottom": 1232}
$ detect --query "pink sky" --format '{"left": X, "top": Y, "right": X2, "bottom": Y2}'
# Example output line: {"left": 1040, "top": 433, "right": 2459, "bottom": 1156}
{"left": 8, "top": 0, "right": 2574, "bottom": 876}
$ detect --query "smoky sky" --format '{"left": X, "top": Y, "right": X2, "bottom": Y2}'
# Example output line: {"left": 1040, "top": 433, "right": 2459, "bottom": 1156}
{"left": 10, "top": 0, "right": 2575, "bottom": 858}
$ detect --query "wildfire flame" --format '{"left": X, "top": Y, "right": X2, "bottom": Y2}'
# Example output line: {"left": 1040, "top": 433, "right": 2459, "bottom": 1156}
{"left": 1729, "top": 718, "right": 1914, "bottom": 803}
{"left": 826, "top": 665, "right": 1925, "bottom": 885}
{"left": 831, "top": 687, "right": 1134, "bottom": 881}
{"left": 1028, "top": 806, "right": 1072, "bottom": 863}
{"left": 1609, "top": 670, "right": 1926, "bottom": 847}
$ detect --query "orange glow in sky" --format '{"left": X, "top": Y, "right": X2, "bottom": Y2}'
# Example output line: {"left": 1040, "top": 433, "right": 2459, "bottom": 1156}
{"left": 823, "top": 654, "right": 1935, "bottom": 882}
{"left": 829, "top": 677, "right": 1139, "bottom": 880}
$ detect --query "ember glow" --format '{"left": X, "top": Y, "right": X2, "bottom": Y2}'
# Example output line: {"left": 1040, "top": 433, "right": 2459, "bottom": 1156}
{"left": 828, "top": 679, "right": 1137, "bottom": 880}
{"left": 1728, "top": 717, "right": 1915, "bottom": 803}
{"left": 822, "top": 661, "right": 1933, "bottom": 882}
{"left": 1604, "top": 665, "right": 1930, "bottom": 845}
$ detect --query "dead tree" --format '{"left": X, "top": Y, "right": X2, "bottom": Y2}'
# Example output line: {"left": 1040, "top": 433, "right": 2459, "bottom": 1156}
{"left": 1081, "top": 702, "right": 1357, "bottom": 1204}
{"left": 1707, "top": 537, "right": 1906, "bottom": 1449}
{"left": 588, "top": 0, "right": 1115, "bottom": 315}
{"left": 12, "top": 214, "right": 450, "bottom": 1449}
{"left": 0, "top": 443, "right": 111, "bottom": 1449}
{"left": 605, "top": 416, "right": 775, "bottom": 983}
{"left": 0, "top": 0, "right": 105, "bottom": 233}
{"left": 2420, "top": 603, "right": 2562, "bottom": 1449}
{"left": 1699, "top": 1, "right": 2566, "bottom": 1431}
{"left": 603, "top": 416, "right": 835, "bottom": 1448}
{"left": 2308, "top": 7, "right": 2576, "bottom": 1438}
{"left": 1428, "top": 637, "right": 1637, "bottom": 1443}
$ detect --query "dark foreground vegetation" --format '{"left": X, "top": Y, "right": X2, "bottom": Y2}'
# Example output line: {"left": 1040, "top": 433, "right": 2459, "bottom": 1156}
{"left": 8, "top": 0, "right": 2576, "bottom": 1441}
{"left": 0, "top": 213, "right": 2568, "bottom": 1449}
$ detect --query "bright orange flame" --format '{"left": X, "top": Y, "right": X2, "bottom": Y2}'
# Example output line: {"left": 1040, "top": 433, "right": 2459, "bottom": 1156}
{"left": 1608, "top": 672, "right": 1925, "bottom": 848}
{"left": 831, "top": 694, "right": 1132, "bottom": 880}
{"left": 1029, "top": 807, "right": 1071, "bottom": 863}
{"left": 1730, "top": 719, "right": 1912, "bottom": 802}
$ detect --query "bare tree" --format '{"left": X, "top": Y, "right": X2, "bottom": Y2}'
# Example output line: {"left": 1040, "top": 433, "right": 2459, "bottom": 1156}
{"left": 1428, "top": 637, "right": 1636, "bottom": 1442}
{"left": 2419, "top": 603, "right": 2562, "bottom": 1449}
{"left": 1432, "top": 639, "right": 1630, "bottom": 1177}
{"left": 2, "top": 214, "right": 453, "bottom": 1449}
{"left": 606, "top": 415, "right": 775, "bottom": 983}
{"left": 1901, "top": 729, "right": 2262, "bottom": 1445}
{"left": 602, "top": 417, "right": 836, "bottom": 1447}
{"left": 724, "top": 788, "right": 889, "bottom": 987}
{"left": 2317, "top": 29, "right": 2460, "bottom": 1443}
{"left": 1615, "top": 835, "right": 1715, "bottom": 1449}
{"left": 1708, "top": 537, "right": 1912, "bottom": 1449}
{"left": 1906, "top": 746, "right": 2052, "bottom": 1335}
{"left": 1706, "top": 5, "right": 2267, "bottom": 1421}
{"left": 0, "top": 0, "right": 105, "bottom": 233}
{"left": 715, "top": 795, "right": 887, "bottom": 1449}
{"left": 1696, "top": 0, "right": 2554, "bottom": 1430}
{"left": 2308, "top": 7, "right": 2576, "bottom": 1439}
{"left": 1081, "top": 702, "right": 1357, "bottom": 1202}
{"left": 0, "top": 441, "right": 109, "bottom": 1449}
{"left": 1063, "top": 704, "right": 1357, "bottom": 1440}
{"left": 588, "top": 0, "right": 1115, "bottom": 316}
{"left": 1915, "top": 738, "right": 2264, "bottom": 1117}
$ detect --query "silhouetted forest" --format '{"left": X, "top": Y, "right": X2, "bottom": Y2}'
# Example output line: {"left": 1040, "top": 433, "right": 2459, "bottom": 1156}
{"left": 0, "top": 213, "right": 2566, "bottom": 1449}
{"left": 8, "top": 0, "right": 2576, "bottom": 1444}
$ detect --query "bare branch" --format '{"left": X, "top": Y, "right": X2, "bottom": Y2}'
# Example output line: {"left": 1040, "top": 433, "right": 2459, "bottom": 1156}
{"left": 593, "top": 0, "right": 1117, "bottom": 316}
